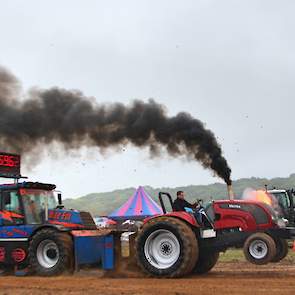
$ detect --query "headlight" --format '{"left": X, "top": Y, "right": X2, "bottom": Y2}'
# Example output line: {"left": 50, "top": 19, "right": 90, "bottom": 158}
{"left": 272, "top": 215, "right": 287, "bottom": 228}
{"left": 277, "top": 219, "right": 287, "bottom": 228}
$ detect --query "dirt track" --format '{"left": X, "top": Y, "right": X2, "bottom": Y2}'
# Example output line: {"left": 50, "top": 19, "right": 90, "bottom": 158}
{"left": 1, "top": 261, "right": 295, "bottom": 295}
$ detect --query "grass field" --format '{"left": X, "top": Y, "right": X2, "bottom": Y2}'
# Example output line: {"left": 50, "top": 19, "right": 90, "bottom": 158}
{"left": 219, "top": 247, "right": 295, "bottom": 262}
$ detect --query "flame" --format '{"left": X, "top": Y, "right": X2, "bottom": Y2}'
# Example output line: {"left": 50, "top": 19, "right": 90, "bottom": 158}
{"left": 253, "top": 190, "right": 272, "bottom": 205}
{"left": 243, "top": 189, "right": 273, "bottom": 206}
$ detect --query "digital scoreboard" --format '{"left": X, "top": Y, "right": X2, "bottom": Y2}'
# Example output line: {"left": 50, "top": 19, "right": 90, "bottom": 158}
{"left": 0, "top": 152, "right": 21, "bottom": 178}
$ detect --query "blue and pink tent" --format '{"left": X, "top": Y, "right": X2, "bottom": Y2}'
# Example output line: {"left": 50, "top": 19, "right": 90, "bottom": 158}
{"left": 108, "top": 186, "right": 163, "bottom": 220}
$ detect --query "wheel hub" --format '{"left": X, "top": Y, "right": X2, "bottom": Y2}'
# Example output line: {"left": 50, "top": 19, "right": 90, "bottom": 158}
{"left": 160, "top": 242, "right": 173, "bottom": 256}
{"left": 249, "top": 240, "right": 268, "bottom": 259}
{"left": 256, "top": 246, "right": 263, "bottom": 253}
{"left": 36, "top": 239, "right": 59, "bottom": 268}
{"left": 46, "top": 248, "right": 57, "bottom": 259}
{"left": 144, "top": 229, "right": 180, "bottom": 269}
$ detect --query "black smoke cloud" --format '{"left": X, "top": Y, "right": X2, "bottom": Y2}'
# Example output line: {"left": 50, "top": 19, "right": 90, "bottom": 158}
{"left": 0, "top": 66, "right": 231, "bottom": 184}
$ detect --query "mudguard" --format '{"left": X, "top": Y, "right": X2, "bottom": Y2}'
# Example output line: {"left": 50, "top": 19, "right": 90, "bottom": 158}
{"left": 144, "top": 211, "right": 200, "bottom": 227}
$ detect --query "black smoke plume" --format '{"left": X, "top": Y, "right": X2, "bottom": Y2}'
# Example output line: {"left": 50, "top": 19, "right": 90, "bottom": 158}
{"left": 0, "top": 66, "right": 231, "bottom": 184}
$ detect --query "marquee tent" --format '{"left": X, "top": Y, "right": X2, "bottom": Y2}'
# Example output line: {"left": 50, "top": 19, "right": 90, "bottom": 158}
{"left": 108, "top": 186, "right": 163, "bottom": 220}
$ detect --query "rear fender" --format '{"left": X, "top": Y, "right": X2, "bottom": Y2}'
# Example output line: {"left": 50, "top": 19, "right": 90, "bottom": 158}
{"left": 30, "top": 224, "right": 71, "bottom": 239}
{"left": 144, "top": 212, "right": 199, "bottom": 227}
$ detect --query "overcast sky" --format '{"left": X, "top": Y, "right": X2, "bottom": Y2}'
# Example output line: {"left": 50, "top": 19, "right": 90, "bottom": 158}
{"left": 0, "top": 1, "right": 294, "bottom": 198}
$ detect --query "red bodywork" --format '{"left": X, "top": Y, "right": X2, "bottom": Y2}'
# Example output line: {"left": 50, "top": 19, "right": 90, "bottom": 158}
{"left": 144, "top": 211, "right": 199, "bottom": 226}
{"left": 163, "top": 212, "right": 199, "bottom": 227}
{"left": 144, "top": 200, "right": 277, "bottom": 232}
{"left": 212, "top": 200, "right": 276, "bottom": 231}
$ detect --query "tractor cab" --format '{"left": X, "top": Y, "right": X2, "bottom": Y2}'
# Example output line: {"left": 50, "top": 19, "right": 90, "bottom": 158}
{"left": 0, "top": 182, "right": 57, "bottom": 226}
{"left": 0, "top": 181, "right": 97, "bottom": 231}
{"left": 267, "top": 189, "right": 295, "bottom": 225}
{"left": 0, "top": 152, "right": 58, "bottom": 226}
{"left": 157, "top": 192, "right": 213, "bottom": 228}
{"left": 0, "top": 152, "right": 96, "bottom": 231}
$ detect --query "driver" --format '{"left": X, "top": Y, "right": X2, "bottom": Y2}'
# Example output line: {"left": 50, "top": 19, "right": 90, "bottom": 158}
{"left": 172, "top": 191, "right": 197, "bottom": 212}
{"left": 23, "top": 196, "right": 42, "bottom": 224}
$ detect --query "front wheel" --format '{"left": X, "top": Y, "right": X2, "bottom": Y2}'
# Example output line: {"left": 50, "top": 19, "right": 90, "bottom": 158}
{"left": 243, "top": 233, "right": 276, "bottom": 265}
{"left": 29, "top": 229, "right": 73, "bottom": 276}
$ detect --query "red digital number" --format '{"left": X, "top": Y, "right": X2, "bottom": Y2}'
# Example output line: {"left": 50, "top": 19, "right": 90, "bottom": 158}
{"left": 5, "top": 155, "right": 14, "bottom": 167}
{"left": 0, "top": 153, "right": 20, "bottom": 176}
{"left": 0, "top": 154, "right": 19, "bottom": 167}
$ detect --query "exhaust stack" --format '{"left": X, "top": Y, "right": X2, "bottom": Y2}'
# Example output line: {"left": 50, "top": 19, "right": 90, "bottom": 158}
{"left": 227, "top": 184, "right": 234, "bottom": 200}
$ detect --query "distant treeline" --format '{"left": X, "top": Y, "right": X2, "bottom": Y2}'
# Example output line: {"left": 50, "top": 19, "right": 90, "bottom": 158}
{"left": 64, "top": 173, "right": 295, "bottom": 216}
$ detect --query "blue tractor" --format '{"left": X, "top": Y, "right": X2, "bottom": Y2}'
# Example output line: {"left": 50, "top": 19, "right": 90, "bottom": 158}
{"left": 0, "top": 153, "right": 115, "bottom": 276}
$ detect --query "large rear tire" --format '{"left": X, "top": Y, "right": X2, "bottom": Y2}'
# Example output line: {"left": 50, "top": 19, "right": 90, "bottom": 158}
{"left": 271, "top": 238, "right": 288, "bottom": 262}
{"left": 135, "top": 217, "right": 198, "bottom": 278}
{"left": 243, "top": 233, "right": 276, "bottom": 265}
{"left": 193, "top": 250, "right": 219, "bottom": 275}
{"left": 29, "top": 228, "right": 73, "bottom": 276}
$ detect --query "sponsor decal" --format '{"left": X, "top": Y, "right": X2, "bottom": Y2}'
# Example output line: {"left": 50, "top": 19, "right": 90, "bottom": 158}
{"left": 49, "top": 211, "right": 72, "bottom": 221}
{"left": 12, "top": 228, "right": 29, "bottom": 236}
{"left": 0, "top": 210, "right": 24, "bottom": 222}
{"left": 0, "top": 229, "right": 14, "bottom": 236}
{"left": 228, "top": 204, "right": 241, "bottom": 209}
{"left": 0, "top": 228, "right": 28, "bottom": 237}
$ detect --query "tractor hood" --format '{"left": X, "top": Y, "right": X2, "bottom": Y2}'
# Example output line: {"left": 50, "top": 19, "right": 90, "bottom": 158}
{"left": 48, "top": 209, "right": 97, "bottom": 230}
{"left": 213, "top": 199, "right": 283, "bottom": 230}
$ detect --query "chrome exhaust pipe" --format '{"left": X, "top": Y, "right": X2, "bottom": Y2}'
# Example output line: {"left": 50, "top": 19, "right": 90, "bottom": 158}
{"left": 227, "top": 184, "right": 234, "bottom": 200}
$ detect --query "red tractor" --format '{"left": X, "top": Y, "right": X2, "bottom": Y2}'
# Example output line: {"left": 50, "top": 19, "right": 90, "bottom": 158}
{"left": 135, "top": 192, "right": 295, "bottom": 277}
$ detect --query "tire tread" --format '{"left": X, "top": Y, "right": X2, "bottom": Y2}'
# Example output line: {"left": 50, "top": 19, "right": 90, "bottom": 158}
{"left": 135, "top": 217, "right": 198, "bottom": 278}
{"left": 28, "top": 228, "right": 73, "bottom": 276}
{"left": 243, "top": 232, "right": 276, "bottom": 265}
